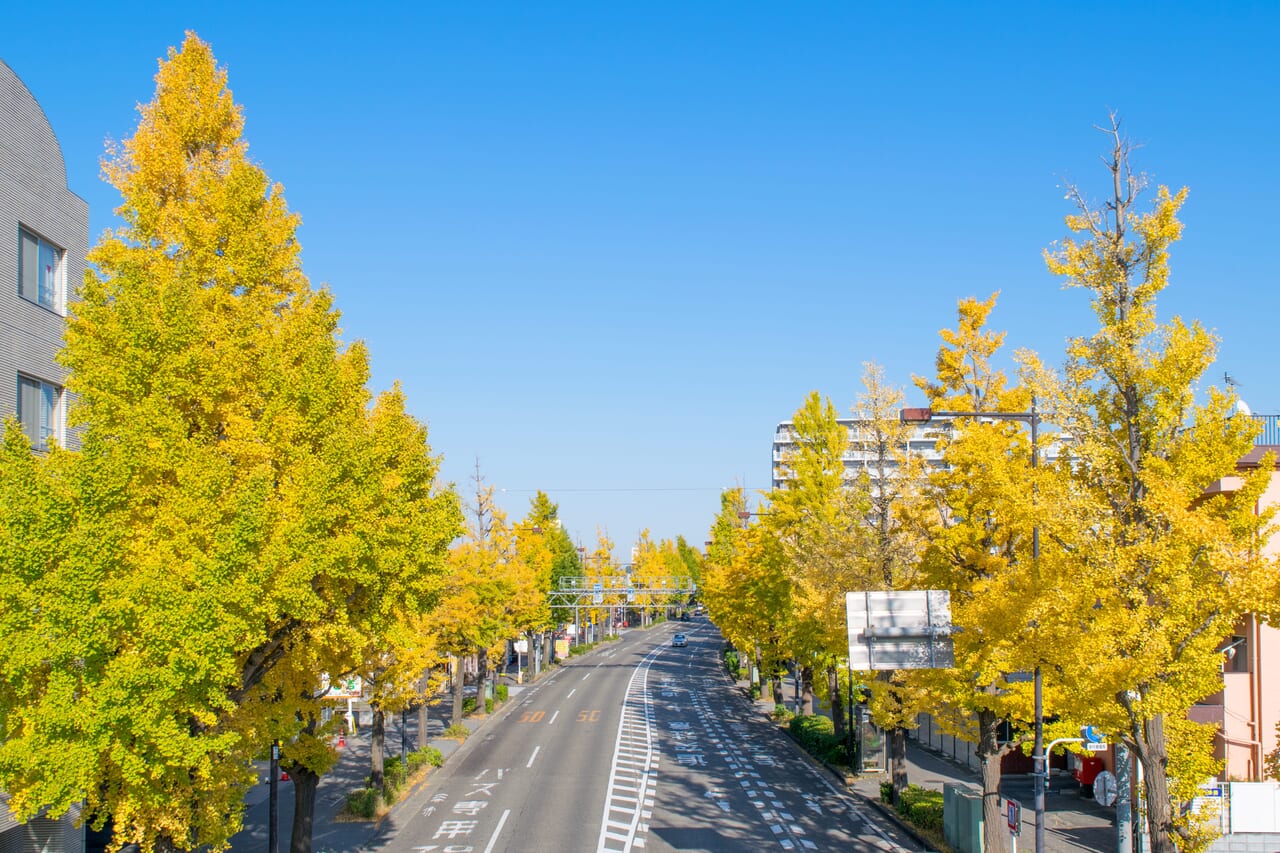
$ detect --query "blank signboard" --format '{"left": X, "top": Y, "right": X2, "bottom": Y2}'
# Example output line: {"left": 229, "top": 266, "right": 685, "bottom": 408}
{"left": 846, "top": 590, "right": 955, "bottom": 670}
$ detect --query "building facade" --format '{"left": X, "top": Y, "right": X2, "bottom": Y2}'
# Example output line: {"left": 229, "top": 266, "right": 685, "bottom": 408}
{"left": 0, "top": 58, "right": 87, "bottom": 853}
{"left": 1, "top": 59, "right": 87, "bottom": 453}
{"left": 771, "top": 417, "right": 949, "bottom": 490}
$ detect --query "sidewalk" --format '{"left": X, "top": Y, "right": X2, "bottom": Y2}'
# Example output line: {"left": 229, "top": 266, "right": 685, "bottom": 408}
{"left": 228, "top": 668, "right": 534, "bottom": 853}
{"left": 745, "top": 673, "right": 1114, "bottom": 852}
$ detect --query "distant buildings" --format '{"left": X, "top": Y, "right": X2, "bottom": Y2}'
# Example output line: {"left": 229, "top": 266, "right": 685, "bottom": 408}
{"left": 1, "top": 59, "right": 87, "bottom": 453}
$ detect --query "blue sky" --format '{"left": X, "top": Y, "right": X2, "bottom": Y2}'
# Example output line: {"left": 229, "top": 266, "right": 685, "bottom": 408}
{"left": 6, "top": 3, "right": 1277, "bottom": 554}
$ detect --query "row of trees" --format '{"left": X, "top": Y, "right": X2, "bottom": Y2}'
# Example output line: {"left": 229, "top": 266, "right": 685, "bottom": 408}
{"left": 702, "top": 120, "right": 1278, "bottom": 853}
{"left": 0, "top": 34, "right": 598, "bottom": 853}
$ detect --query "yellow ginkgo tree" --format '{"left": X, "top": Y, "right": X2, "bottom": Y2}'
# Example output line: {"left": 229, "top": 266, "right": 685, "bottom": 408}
{"left": 1037, "top": 118, "right": 1274, "bottom": 853}
{"left": 0, "top": 34, "right": 462, "bottom": 853}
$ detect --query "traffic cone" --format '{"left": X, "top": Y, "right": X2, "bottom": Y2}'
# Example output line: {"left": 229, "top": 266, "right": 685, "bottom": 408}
{"left": 337, "top": 734, "right": 345, "bottom": 749}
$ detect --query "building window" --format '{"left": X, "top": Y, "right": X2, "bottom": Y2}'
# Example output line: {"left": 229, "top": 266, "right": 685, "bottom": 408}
{"left": 19, "top": 227, "right": 63, "bottom": 312}
{"left": 17, "top": 375, "right": 60, "bottom": 451}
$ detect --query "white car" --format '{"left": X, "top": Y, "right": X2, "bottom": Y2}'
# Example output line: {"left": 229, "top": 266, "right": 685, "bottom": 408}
{"left": 672, "top": 633, "right": 688, "bottom": 647}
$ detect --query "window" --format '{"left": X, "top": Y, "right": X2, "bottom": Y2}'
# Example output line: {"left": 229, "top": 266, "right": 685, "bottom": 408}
{"left": 17, "top": 375, "right": 60, "bottom": 451}
{"left": 19, "top": 227, "right": 63, "bottom": 311}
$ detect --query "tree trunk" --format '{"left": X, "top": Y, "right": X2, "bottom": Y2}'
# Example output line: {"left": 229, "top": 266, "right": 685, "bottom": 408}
{"left": 890, "top": 727, "right": 909, "bottom": 807}
{"left": 416, "top": 670, "right": 432, "bottom": 749}
{"left": 370, "top": 703, "right": 385, "bottom": 790}
{"left": 772, "top": 673, "right": 785, "bottom": 706}
{"left": 1138, "top": 713, "right": 1178, "bottom": 853}
{"left": 543, "top": 631, "right": 552, "bottom": 666}
{"left": 451, "top": 656, "right": 465, "bottom": 726}
{"left": 474, "top": 647, "right": 489, "bottom": 715}
{"left": 286, "top": 763, "right": 321, "bottom": 853}
{"left": 828, "top": 666, "right": 846, "bottom": 741}
{"left": 801, "top": 665, "right": 815, "bottom": 715}
{"left": 977, "top": 708, "right": 1010, "bottom": 853}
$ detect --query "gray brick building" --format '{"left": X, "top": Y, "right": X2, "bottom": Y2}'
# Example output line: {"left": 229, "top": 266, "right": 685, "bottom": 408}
{"left": 0, "top": 58, "right": 87, "bottom": 853}
{"left": 1, "top": 58, "right": 87, "bottom": 454}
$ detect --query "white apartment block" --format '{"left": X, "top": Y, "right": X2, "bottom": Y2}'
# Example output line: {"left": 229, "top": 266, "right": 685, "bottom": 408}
{"left": 771, "top": 417, "right": 950, "bottom": 490}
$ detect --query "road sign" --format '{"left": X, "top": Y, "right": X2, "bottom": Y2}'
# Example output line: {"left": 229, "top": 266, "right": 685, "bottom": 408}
{"left": 1085, "top": 742, "right": 1108, "bottom": 751}
{"left": 1007, "top": 799, "right": 1021, "bottom": 835}
{"left": 846, "top": 590, "right": 954, "bottom": 670}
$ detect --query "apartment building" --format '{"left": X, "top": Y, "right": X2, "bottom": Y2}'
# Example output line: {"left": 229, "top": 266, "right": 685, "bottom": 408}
{"left": 771, "top": 416, "right": 949, "bottom": 490}
{"left": 0, "top": 58, "right": 88, "bottom": 853}
{"left": 1, "top": 59, "right": 87, "bottom": 453}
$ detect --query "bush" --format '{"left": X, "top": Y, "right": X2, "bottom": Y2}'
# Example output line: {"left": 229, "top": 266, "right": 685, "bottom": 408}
{"left": 383, "top": 756, "right": 407, "bottom": 797}
{"left": 495, "top": 683, "right": 509, "bottom": 703}
{"left": 749, "top": 683, "right": 762, "bottom": 700}
{"left": 736, "top": 668, "right": 749, "bottom": 681}
{"left": 346, "top": 787, "right": 380, "bottom": 819}
{"left": 897, "top": 784, "right": 944, "bottom": 832}
{"left": 788, "top": 714, "right": 847, "bottom": 765}
{"left": 407, "top": 745, "right": 443, "bottom": 773}
{"left": 880, "top": 780, "right": 894, "bottom": 803}
{"left": 771, "top": 705, "right": 795, "bottom": 722}
{"left": 462, "top": 697, "right": 477, "bottom": 715}
{"left": 485, "top": 697, "right": 494, "bottom": 714}
{"left": 724, "top": 649, "right": 740, "bottom": 674}
{"left": 443, "top": 722, "right": 470, "bottom": 740}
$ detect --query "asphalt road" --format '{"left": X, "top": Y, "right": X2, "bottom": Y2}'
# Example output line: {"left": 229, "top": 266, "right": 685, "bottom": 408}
{"left": 378, "top": 621, "right": 917, "bottom": 852}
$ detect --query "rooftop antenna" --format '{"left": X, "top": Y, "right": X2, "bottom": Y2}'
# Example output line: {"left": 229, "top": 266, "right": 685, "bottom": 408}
{"left": 1224, "top": 372, "right": 1252, "bottom": 417}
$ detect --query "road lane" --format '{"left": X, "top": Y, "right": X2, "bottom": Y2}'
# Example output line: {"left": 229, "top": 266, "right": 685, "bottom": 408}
{"left": 380, "top": 622, "right": 915, "bottom": 852}
{"left": 640, "top": 623, "right": 914, "bottom": 852}
{"left": 385, "top": 629, "right": 656, "bottom": 852}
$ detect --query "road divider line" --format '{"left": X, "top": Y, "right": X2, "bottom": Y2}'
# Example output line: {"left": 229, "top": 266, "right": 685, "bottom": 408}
{"left": 549, "top": 710, "right": 560, "bottom": 725}
{"left": 483, "top": 808, "right": 510, "bottom": 853}
{"left": 567, "top": 688, "right": 576, "bottom": 698}
{"left": 527, "top": 745, "right": 541, "bottom": 768}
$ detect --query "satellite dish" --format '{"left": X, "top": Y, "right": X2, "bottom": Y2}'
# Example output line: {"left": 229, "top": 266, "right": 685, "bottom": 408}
{"left": 1094, "top": 770, "right": 1117, "bottom": 807}
{"left": 1236, "top": 398, "right": 1253, "bottom": 417}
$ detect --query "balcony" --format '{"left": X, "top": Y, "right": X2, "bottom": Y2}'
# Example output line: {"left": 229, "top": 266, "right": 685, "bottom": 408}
{"left": 1253, "top": 415, "right": 1280, "bottom": 445}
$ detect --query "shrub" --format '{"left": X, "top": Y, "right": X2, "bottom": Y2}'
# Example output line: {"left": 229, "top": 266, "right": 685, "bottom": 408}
{"left": 443, "top": 722, "right": 470, "bottom": 740}
{"left": 462, "top": 697, "right": 477, "bottom": 715}
{"left": 771, "top": 705, "right": 795, "bottom": 723}
{"left": 384, "top": 755, "right": 407, "bottom": 795}
{"left": 880, "top": 781, "right": 894, "bottom": 803}
{"left": 724, "top": 650, "right": 740, "bottom": 674}
{"left": 749, "top": 683, "right": 762, "bottom": 700}
{"left": 788, "top": 714, "right": 847, "bottom": 765}
{"left": 346, "top": 787, "right": 380, "bottom": 819}
{"left": 495, "top": 683, "right": 509, "bottom": 703}
{"left": 897, "top": 784, "right": 944, "bottom": 832}
{"left": 485, "top": 697, "right": 494, "bottom": 714}
{"left": 736, "top": 667, "right": 749, "bottom": 681}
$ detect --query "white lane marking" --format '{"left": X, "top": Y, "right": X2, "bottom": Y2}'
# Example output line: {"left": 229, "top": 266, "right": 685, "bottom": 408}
{"left": 549, "top": 709, "right": 560, "bottom": 725}
{"left": 483, "top": 808, "right": 511, "bottom": 853}
{"left": 567, "top": 689, "right": 576, "bottom": 698}
{"left": 596, "top": 644, "right": 666, "bottom": 852}
{"left": 582, "top": 672, "right": 592, "bottom": 681}
{"left": 526, "top": 745, "right": 541, "bottom": 768}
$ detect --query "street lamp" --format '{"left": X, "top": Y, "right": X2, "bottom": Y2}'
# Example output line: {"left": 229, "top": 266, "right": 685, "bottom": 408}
{"left": 901, "top": 403, "right": 1044, "bottom": 853}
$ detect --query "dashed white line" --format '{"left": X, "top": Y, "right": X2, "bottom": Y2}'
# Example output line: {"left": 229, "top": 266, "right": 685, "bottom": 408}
{"left": 582, "top": 672, "right": 592, "bottom": 681}
{"left": 527, "top": 745, "right": 541, "bottom": 768}
{"left": 549, "top": 710, "right": 560, "bottom": 725}
{"left": 567, "top": 689, "right": 576, "bottom": 698}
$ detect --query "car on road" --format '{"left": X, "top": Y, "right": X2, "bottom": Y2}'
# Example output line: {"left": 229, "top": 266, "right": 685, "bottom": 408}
{"left": 672, "top": 633, "right": 687, "bottom": 647}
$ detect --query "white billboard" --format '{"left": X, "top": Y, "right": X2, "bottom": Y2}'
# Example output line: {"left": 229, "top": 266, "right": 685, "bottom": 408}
{"left": 846, "top": 590, "right": 954, "bottom": 670}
